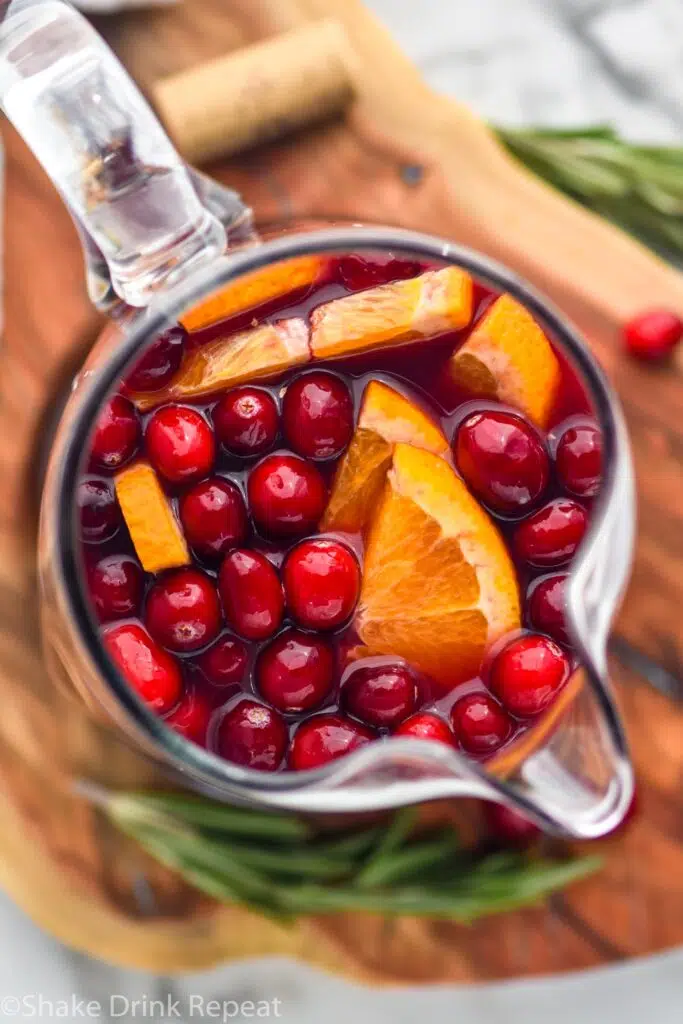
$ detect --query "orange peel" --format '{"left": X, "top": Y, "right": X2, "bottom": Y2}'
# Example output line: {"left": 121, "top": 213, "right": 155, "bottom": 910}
{"left": 114, "top": 461, "right": 189, "bottom": 573}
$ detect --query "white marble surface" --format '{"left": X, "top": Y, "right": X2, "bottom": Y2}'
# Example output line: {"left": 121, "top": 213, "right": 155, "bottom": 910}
{"left": 4, "top": 0, "right": 683, "bottom": 1020}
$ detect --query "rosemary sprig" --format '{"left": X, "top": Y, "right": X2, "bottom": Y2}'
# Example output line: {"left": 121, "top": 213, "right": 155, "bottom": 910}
{"left": 497, "top": 125, "right": 683, "bottom": 260}
{"left": 103, "top": 789, "right": 600, "bottom": 924}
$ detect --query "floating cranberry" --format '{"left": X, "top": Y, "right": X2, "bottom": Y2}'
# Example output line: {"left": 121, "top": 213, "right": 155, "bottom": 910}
{"left": 165, "top": 686, "right": 212, "bottom": 745}
{"left": 394, "top": 712, "right": 454, "bottom": 746}
{"left": 289, "top": 714, "right": 375, "bottom": 771}
{"left": 624, "top": 309, "right": 683, "bottom": 361}
{"left": 103, "top": 621, "right": 182, "bottom": 713}
{"left": 454, "top": 410, "right": 549, "bottom": 514}
{"left": 527, "top": 574, "right": 569, "bottom": 644}
{"left": 217, "top": 699, "right": 287, "bottom": 771}
{"left": 248, "top": 454, "right": 326, "bottom": 537}
{"left": 483, "top": 802, "right": 540, "bottom": 847}
{"left": 145, "top": 405, "right": 215, "bottom": 484}
{"left": 450, "top": 692, "right": 512, "bottom": 755}
{"left": 514, "top": 498, "right": 587, "bottom": 567}
{"left": 282, "top": 372, "right": 354, "bottom": 459}
{"left": 145, "top": 568, "right": 221, "bottom": 653}
{"left": 256, "top": 629, "right": 335, "bottom": 713}
{"left": 196, "top": 634, "right": 248, "bottom": 687}
{"left": 283, "top": 538, "right": 360, "bottom": 631}
{"left": 87, "top": 553, "right": 143, "bottom": 622}
{"left": 125, "top": 326, "right": 185, "bottom": 391}
{"left": 342, "top": 663, "right": 417, "bottom": 728}
{"left": 489, "top": 633, "right": 569, "bottom": 717}
{"left": 179, "top": 477, "right": 248, "bottom": 558}
{"left": 556, "top": 423, "right": 602, "bottom": 498}
{"left": 213, "top": 387, "right": 279, "bottom": 456}
{"left": 90, "top": 395, "right": 140, "bottom": 470}
{"left": 337, "top": 254, "right": 423, "bottom": 291}
{"left": 218, "top": 549, "right": 284, "bottom": 640}
{"left": 77, "top": 478, "right": 120, "bottom": 543}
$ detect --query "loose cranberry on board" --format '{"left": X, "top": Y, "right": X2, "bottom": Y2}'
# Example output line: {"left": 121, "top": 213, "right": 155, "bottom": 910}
{"left": 623, "top": 309, "right": 683, "bottom": 361}
{"left": 283, "top": 538, "right": 360, "bottom": 630}
{"left": 483, "top": 802, "right": 541, "bottom": 847}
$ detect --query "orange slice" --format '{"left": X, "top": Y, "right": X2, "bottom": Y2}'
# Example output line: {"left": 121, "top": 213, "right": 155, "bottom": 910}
{"left": 448, "top": 294, "right": 561, "bottom": 428}
{"left": 320, "top": 380, "right": 448, "bottom": 533}
{"left": 114, "top": 461, "right": 189, "bottom": 573}
{"left": 356, "top": 443, "right": 520, "bottom": 688}
{"left": 180, "top": 256, "right": 327, "bottom": 333}
{"left": 311, "top": 266, "right": 473, "bottom": 360}
{"left": 130, "top": 319, "right": 310, "bottom": 411}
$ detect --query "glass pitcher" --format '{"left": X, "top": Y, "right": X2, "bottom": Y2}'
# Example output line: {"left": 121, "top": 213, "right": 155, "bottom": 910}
{"left": 1, "top": 0, "right": 635, "bottom": 837}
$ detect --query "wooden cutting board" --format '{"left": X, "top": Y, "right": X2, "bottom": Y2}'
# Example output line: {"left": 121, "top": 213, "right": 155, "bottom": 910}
{"left": 2, "top": 0, "right": 683, "bottom": 982}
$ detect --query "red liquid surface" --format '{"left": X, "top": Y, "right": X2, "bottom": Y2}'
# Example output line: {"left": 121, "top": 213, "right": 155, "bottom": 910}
{"left": 79, "top": 253, "right": 599, "bottom": 772}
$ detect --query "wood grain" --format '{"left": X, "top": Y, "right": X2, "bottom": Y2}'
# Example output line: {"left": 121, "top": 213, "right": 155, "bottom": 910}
{"left": 1, "top": 0, "right": 683, "bottom": 981}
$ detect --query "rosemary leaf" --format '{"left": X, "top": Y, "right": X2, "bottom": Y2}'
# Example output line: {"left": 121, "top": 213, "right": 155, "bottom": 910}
{"left": 355, "top": 834, "right": 460, "bottom": 890}
{"left": 355, "top": 806, "right": 418, "bottom": 888}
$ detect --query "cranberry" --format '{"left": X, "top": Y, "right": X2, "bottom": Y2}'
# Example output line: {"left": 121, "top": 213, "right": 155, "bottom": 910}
{"left": 145, "top": 405, "right": 215, "bottom": 484}
{"left": 556, "top": 423, "right": 602, "bottom": 498}
{"left": 489, "top": 633, "right": 569, "bottom": 717}
{"left": 217, "top": 699, "right": 287, "bottom": 771}
{"left": 514, "top": 498, "right": 587, "bottom": 567}
{"left": 342, "top": 663, "right": 417, "bottom": 728}
{"left": 450, "top": 692, "right": 512, "bottom": 755}
{"left": 218, "top": 549, "right": 284, "bottom": 640}
{"left": 337, "top": 255, "right": 423, "bottom": 291}
{"left": 165, "top": 686, "right": 212, "bottom": 745}
{"left": 248, "top": 454, "right": 326, "bottom": 537}
{"left": 289, "top": 714, "right": 375, "bottom": 771}
{"left": 179, "top": 477, "right": 248, "bottom": 558}
{"left": 145, "top": 568, "right": 221, "bottom": 653}
{"left": 90, "top": 395, "right": 140, "bottom": 470}
{"left": 624, "top": 309, "right": 683, "bottom": 361}
{"left": 256, "top": 629, "right": 335, "bottom": 713}
{"left": 213, "top": 387, "right": 279, "bottom": 456}
{"left": 454, "top": 411, "right": 549, "bottom": 514}
{"left": 283, "top": 539, "right": 360, "bottom": 631}
{"left": 483, "top": 802, "right": 540, "bottom": 846}
{"left": 104, "top": 621, "right": 182, "bottom": 713}
{"left": 527, "top": 574, "right": 569, "bottom": 644}
{"left": 196, "top": 634, "right": 248, "bottom": 687}
{"left": 394, "top": 712, "right": 454, "bottom": 746}
{"left": 77, "top": 478, "right": 120, "bottom": 543}
{"left": 282, "top": 372, "right": 354, "bottom": 459}
{"left": 87, "top": 553, "right": 143, "bottom": 622}
{"left": 125, "top": 326, "right": 185, "bottom": 391}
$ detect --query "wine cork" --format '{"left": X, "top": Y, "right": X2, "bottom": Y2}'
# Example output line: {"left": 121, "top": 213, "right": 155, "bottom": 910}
{"left": 153, "top": 19, "right": 359, "bottom": 164}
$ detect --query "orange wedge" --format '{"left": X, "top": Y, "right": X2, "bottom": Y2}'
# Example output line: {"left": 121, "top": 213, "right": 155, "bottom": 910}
{"left": 114, "top": 461, "right": 189, "bottom": 573}
{"left": 448, "top": 294, "right": 561, "bottom": 428}
{"left": 130, "top": 319, "right": 310, "bottom": 411}
{"left": 311, "top": 266, "right": 473, "bottom": 360}
{"left": 180, "top": 255, "right": 327, "bottom": 333}
{"left": 320, "top": 380, "right": 448, "bottom": 533}
{"left": 356, "top": 443, "right": 520, "bottom": 688}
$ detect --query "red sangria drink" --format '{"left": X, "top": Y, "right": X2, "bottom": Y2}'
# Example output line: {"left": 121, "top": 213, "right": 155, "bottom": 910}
{"left": 77, "top": 251, "right": 602, "bottom": 774}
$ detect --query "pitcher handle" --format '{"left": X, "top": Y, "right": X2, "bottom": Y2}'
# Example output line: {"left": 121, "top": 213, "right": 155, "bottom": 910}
{"left": 0, "top": 0, "right": 251, "bottom": 307}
